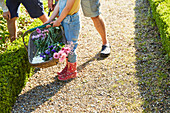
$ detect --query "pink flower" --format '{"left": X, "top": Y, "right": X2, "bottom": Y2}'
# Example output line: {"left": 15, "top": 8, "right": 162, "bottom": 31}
{"left": 61, "top": 47, "right": 71, "bottom": 55}
{"left": 59, "top": 53, "right": 66, "bottom": 62}
{"left": 42, "top": 29, "right": 49, "bottom": 33}
{"left": 0, "top": 37, "right": 2, "bottom": 40}
{"left": 36, "top": 28, "right": 41, "bottom": 34}
{"left": 64, "top": 47, "right": 71, "bottom": 53}
{"left": 58, "top": 50, "right": 64, "bottom": 57}
{"left": 53, "top": 52, "right": 59, "bottom": 59}
{"left": 61, "top": 47, "right": 65, "bottom": 51}
{"left": 65, "top": 51, "right": 70, "bottom": 56}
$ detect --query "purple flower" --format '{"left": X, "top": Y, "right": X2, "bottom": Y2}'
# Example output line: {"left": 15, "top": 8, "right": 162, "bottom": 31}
{"left": 48, "top": 45, "right": 53, "bottom": 49}
{"left": 40, "top": 54, "right": 46, "bottom": 58}
{"left": 0, "top": 37, "right": 2, "bottom": 40}
{"left": 43, "top": 55, "right": 46, "bottom": 58}
{"left": 40, "top": 54, "right": 43, "bottom": 57}
{"left": 49, "top": 57, "right": 53, "bottom": 60}
{"left": 45, "top": 49, "right": 50, "bottom": 55}
{"left": 51, "top": 49, "right": 56, "bottom": 52}
{"left": 36, "top": 28, "right": 41, "bottom": 34}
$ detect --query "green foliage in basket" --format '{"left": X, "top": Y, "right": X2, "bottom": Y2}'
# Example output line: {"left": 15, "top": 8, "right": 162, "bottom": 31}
{"left": 32, "top": 27, "right": 65, "bottom": 61}
{"left": 148, "top": 0, "right": 170, "bottom": 58}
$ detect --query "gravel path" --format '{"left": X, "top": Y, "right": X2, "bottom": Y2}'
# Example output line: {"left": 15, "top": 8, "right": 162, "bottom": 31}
{"left": 12, "top": 0, "right": 169, "bottom": 112}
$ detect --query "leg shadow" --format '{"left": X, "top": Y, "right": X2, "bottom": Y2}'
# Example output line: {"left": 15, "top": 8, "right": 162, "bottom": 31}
{"left": 77, "top": 52, "right": 108, "bottom": 72}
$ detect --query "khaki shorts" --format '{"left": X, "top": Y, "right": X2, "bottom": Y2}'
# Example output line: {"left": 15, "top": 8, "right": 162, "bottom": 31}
{"left": 81, "top": 0, "right": 101, "bottom": 17}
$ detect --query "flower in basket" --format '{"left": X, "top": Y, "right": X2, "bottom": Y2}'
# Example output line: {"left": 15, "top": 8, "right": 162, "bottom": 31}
{"left": 53, "top": 44, "right": 73, "bottom": 62}
{"left": 53, "top": 52, "right": 60, "bottom": 59}
{"left": 31, "top": 26, "right": 66, "bottom": 64}
{"left": 45, "top": 49, "right": 50, "bottom": 55}
{"left": 59, "top": 53, "right": 67, "bottom": 62}
{"left": 36, "top": 28, "right": 41, "bottom": 34}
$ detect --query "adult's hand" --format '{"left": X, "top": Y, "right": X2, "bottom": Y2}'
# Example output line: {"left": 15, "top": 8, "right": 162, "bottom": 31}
{"left": 48, "top": 0, "right": 54, "bottom": 11}
{"left": 3, "top": 11, "right": 11, "bottom": 20}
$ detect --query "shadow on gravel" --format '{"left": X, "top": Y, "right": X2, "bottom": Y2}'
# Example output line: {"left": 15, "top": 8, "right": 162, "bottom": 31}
{"left": 77, "top": 52, "right": 108, "bottom": 72}
{"left": 12, "top": 52, "right": 106, "bottom": 112}
{"left": 12, "top": 77, "right": 73, "bottom": 112}
{"left": 134, "top": 0, "right": 169, "bottom": 112}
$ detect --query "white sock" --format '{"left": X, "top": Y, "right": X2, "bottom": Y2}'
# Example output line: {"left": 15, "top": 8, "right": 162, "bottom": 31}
{"left": 104, "top": 43, "right": 110, "bottom": 46}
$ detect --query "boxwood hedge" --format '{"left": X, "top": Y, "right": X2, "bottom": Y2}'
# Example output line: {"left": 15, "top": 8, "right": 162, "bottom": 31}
{"left": 148, "top": 0, "right": 170, "bottom": 58}
{"left": 0, "top": 8, "right": 35, "bottom": 112}
{"left": 0, "top": 1, "right": 47, "bottom": 112}
{"left": 0, "top": 38, "right": 33, "bottom": 112}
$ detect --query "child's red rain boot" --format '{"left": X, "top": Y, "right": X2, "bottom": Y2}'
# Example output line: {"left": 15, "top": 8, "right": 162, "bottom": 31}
{"left": 57, "top": 58, "right": 68, "bottom": 75}
{"left": 58, "top": 62, "right": 77, "bottom": 81}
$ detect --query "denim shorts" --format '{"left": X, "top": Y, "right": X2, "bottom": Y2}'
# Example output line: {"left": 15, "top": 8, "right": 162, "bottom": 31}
{"left": 6, "top": 0, "right": 45, "bottom": 18}
{"left": 61, "top": 12, "right": 80, "bottom": 63}
{"left": 81, "top": 0, "right": 101, "bottom": 17}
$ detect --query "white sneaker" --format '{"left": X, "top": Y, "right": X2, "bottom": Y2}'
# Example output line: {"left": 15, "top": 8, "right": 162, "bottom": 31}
{"left": 100, "top": 44, "right": 111, "bottom": 57}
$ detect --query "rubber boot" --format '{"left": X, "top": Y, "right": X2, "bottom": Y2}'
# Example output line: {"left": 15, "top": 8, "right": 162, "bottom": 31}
{"left": 58, "top": 62, "right": 77, "bottom": 81}
{"left": 57, "top": 58, "right": 68, "bottom": 75}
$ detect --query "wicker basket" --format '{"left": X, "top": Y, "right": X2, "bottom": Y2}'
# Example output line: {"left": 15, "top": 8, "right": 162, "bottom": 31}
{"left": 23, "top": 26, "right": 66, "bottom": 68}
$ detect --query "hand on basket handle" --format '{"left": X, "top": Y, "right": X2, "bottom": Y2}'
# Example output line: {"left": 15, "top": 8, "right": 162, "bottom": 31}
{"left": 46, "top": 19, "right": 61, "bottom": 28}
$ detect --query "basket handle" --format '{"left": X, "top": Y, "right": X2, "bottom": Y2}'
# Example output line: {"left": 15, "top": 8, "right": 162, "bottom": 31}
{"left": 60, "top": 26, "right": 67, "bottom": 44}
{"left": 22, "top": 23, "right": 53, "bottom": 51}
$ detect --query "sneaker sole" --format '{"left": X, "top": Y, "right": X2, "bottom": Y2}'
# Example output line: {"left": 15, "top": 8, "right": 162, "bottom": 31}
{"left": 100, "top": 53, "right": 110, "bottom": 58}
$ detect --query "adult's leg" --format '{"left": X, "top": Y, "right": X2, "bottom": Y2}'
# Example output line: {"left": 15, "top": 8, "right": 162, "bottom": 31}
{"left": 81, "top": 0, "right": 110, "bottom": 57}
{"left": 6, "top": 0, "right": 20, "bottom": 42}
{"left": 91, "top": 15, "right": 107, "bottom": 45}
{"left": 7, "top": 17, "right": 17, "bottom": 42}
{"left": 22, "top": 0, "right": 48, "bottom": 23}
{"left": 38, "top": 14, "right": 48, "bottom": 23}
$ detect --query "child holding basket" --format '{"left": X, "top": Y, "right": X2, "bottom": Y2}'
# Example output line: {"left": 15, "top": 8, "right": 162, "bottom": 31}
{"left": 45, "top": 0, "right": 80, "bottom": 81}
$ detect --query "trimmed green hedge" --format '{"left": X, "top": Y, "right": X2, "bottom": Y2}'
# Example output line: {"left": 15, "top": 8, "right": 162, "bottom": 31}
{"left": 149, "top": 0, "right": 170, "bottom": 58}
{"left": 0, "top": 14, "right": 42, "bottom": 112}
{"left": 0, "top": 1, "right": 47, "bottom": 112}
{"left": 0, "top": 39, "right": 33, "bottom": 112}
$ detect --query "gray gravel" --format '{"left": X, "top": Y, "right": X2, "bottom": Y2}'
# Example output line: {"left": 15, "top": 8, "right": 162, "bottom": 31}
{"left": 12, "top": 0, "right": 169, "bottom": 112}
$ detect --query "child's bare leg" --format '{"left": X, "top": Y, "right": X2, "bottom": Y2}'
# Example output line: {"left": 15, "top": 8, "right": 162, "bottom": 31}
{"left": 7, "top": 17, "right": 17, "bottom": 42}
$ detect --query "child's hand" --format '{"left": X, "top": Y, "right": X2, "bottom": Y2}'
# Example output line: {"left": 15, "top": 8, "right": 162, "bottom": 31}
{"left": 44, "top": 20, "right": 52, "bottom": 28}
{"left": 45, "top": 19, "right": 61, "bottom": 28}
{"left": 52, "top": 19, "right": 61, "bottom": 27}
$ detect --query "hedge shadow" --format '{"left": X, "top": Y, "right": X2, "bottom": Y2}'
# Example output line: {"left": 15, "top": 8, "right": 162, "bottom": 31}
{"left": 134, "top": 0, "right": 169, "bottom": 112}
